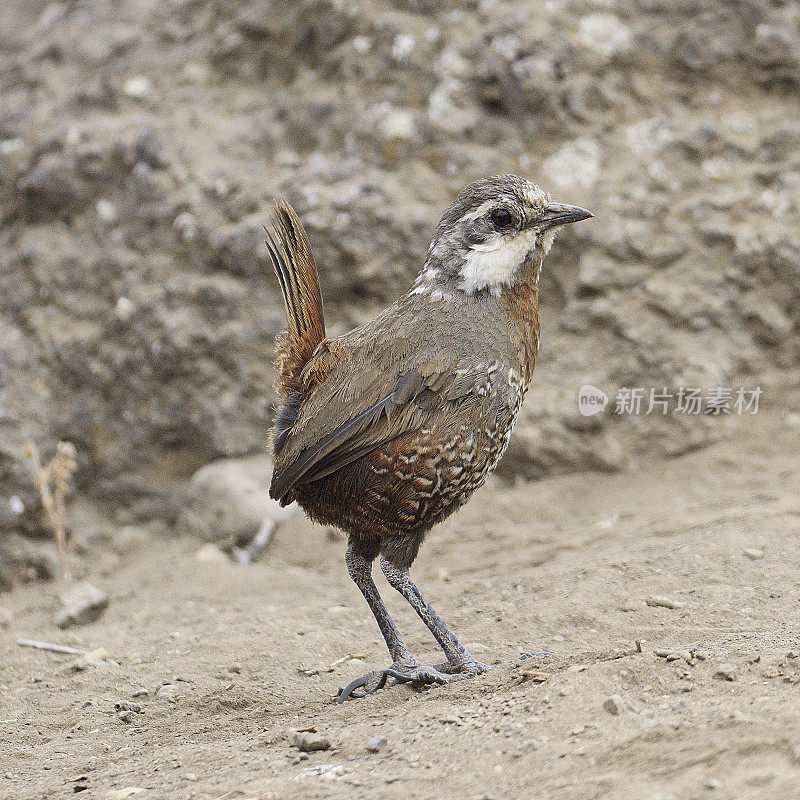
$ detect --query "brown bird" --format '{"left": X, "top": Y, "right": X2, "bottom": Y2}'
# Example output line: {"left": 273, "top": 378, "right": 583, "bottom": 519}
{"left": 266, "top": 175, "right": 592, "bottom": 701}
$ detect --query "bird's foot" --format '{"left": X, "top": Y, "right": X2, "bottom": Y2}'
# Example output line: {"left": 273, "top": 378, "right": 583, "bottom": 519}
{"left": 337, "top": 658, "right": 458, "bottom": 703}
{"left": 437, "top": 656, "right": 492, "bottom": 676}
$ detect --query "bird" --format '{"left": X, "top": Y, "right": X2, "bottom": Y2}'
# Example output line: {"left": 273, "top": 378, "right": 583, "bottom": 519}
{"left": 265, "top": 175, "right": 592, "bottom": 702}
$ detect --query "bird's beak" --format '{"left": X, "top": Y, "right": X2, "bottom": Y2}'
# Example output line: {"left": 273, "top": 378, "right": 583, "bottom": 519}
{"left": 536, "top": 203, "right": 594, "bottom": 231}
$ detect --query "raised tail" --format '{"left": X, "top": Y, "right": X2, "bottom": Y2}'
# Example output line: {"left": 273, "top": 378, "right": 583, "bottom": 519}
{"left": 265, "top": 200, "right": 325, "bottom": 395}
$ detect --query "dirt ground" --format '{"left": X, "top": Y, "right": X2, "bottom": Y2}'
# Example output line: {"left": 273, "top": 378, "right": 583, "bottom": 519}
{"left": 3, "top": 408, "right": 800, "bottom": 800}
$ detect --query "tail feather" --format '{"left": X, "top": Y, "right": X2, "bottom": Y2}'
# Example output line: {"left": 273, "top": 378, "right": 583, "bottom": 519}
{"left": 266, "top": 201, "right": 325, "bottom": 395}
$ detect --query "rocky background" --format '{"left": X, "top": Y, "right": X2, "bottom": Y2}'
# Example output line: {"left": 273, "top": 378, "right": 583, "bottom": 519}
{"left": 1, "top": 0, "right": 799, "bottom": 583}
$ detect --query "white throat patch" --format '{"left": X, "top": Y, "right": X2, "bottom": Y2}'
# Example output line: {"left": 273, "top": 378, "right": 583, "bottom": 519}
{"left": 459, "top": 228, "right": 540, "bottom": 294}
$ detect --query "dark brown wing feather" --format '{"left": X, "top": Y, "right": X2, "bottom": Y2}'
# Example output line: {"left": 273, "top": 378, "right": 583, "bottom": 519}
{"left": 269, "top": 368, "right": 448, "bottom": 502}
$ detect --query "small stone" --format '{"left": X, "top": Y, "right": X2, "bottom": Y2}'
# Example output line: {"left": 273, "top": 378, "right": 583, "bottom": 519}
{"left": 742, "top": 548, "right": 764, "bottom": 560}
{"left": 180, "top": 456, "right": 295, "bottom": 550}
{"left": 55, "top": 582, "right": 109, "bottom": 629}
{"left": 156, "top": 684, "right": 183, "bottom": 701}
{"left": 114, "top": 701, "right": 142, "bottom": 714}
{"left": 0, "top": 137, "right": 24, "bottom": 157}
{"left": 602, "top": 694, "right": 625, "bottom": 715}
{"left": 645, "top": 595, "right": 685, "bottom": 610}
{"left": 440, "top": 714, "right": 462, "bottom": 725}
{"left": 95, "top": 199, "right": 118, "bottom": 224}
{"left": 123, "top": 76, "right": 153, "bottom": 101}
{"left": 195, "top": 543, "right": 229, "bottom": 564}
{"left": 365, "top": 735, "right": 387, "bottom": 753}
{"left": 18, "top": 154, "right": 84, "bottom": 219}
{"left": 173, "top": 211, "right": 198, "bottom": 242}
{"left": 543, "top": 138, "right": 601, "bottom": 188}
{"left": 0, "top": 607, "right": 12, "bottom": 628}
{"left": 713, "top": 664, "right": 737, "bottom": 681}
{"left": 578, "top": 13, "right": 634, "bottom": 59}
{"left": 290, "top": 731, "right": 331, "bottom": 752}
{"left": 115, "top": 701, "right": 143, "bottom": 724}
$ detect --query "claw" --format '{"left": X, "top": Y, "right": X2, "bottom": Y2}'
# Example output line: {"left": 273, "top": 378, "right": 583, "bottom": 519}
{"left": 337, "top": 670, "right": 390, "bottom": 702}
{"left": 337, "top": 660, "right": 455, "bottom": 703}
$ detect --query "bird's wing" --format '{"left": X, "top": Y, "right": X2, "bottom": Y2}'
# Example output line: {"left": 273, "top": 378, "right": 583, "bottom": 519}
{"left": 269, "top": 345, "right": 485, "bottom": 503}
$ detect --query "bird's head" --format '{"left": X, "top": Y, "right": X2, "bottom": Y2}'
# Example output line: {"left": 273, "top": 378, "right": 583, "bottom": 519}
{"left": 419, "top": 174, "right": 592, "bottom": 296}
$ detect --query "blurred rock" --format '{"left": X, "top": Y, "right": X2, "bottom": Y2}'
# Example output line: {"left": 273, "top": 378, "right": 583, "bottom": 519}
{"left": 578, "top": 14, "right": 633, "bottom": 61}
{"left": 123, "top": 75, "right": 153, "bottom": 101}
{"left": 290, "top": 730, "right": 331, "bottom": 752}
{"left": 602, "top": 694, "right": 625, "bottom": 715}
{"left": 0, "top": 534, "right": 60, "bottom": 589}
{"left": 543, "top": 139, "right": 601, "bottom": 189}
{"left": 17, "top": 154, "right": 86, "bottom": 220}
{"left": 195, "top": 543, "right": 229, "bottom": 564}
{"left": 213, "top": 214, "right": 271, "bottom": 276}
{"left": 180, "top": 455, "right": 295, "bottom": 552}
{"left": 55, "top": 581, "right": 109, "bottom": 629}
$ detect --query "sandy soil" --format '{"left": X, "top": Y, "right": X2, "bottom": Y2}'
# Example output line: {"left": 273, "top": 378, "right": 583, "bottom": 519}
{"left": 3, "top": 410, "right": 800, "bottom": 800}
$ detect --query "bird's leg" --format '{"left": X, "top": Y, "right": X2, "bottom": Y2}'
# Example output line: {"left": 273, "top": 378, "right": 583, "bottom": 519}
{"left": 345, "top": 541, "right": 410, "bottom": 663}
{"left": 339, "top": 542, "right": 456, "bottom": 702}
{"left": 381, "top": 556, "right": 490, "bottom": 676}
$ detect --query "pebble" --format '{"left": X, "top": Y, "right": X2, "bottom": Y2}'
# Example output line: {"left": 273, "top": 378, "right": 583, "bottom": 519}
{"left": 18, "top": 154, "right": 84, "bottom": 217}
{"left": 290, "top": 731, "right": 331, "bottom": 752}
{"left": 0, "top": 137, "right": 24, "bottom": 157}
{"left": 55, "top": 582, "right": 109, "bottom": 629}
{"left": 123, "top": 76, "right": 153, "bottom": 101}
{"left": 578, "top": 13, "right": 634, "bottom": 59}
{"left": 602, "top": 694, "right": 625, "bottom": 715}
{"left": 195, "top": 543, "right": 229, "bottom": 564}
{"left": 742, "top": 548, "right": 764, "bottom": 560}
{"left": 375, "top": 106, "right": 416, "bottom": 142}
{"left": 95, "top": 199, "right": 119, "bottom": 224}
{"left": 115, "top": 701, "right": 143, "bottom": 723}
{"left": 645, "top": 595, "right": 685, "bottom": 610}
{"left": 156, "top": 684, "right": 183, "bottom": 701}
{"left": 0, "top": 607, "right": 12, "bottom": 628}
{"left": 365, "top": 735, "right": 387, "bottom": 753}
{"left": 296, "top": 764, "right": 342, "bottom": 779}
{"left": 543, "top": 138, "right": 601, "bottom": 188}
{"left": 181, "top": 456, "right": 294, "bottom": 550}
{"left": 713, "top": 664, "right": 737, "bottom": 681}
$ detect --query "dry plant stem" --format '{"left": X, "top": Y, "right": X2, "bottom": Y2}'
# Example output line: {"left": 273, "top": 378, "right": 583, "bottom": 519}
{"left": 25, "top": 441, "right": 78, "bottom": 582}
{"left": 17, "top": 639, "right": 88, "bottom": 656}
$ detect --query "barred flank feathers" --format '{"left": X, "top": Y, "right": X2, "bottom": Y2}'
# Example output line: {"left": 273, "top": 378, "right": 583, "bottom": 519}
{"left": 265, "top": 201, "right": 326, "bottom": 395}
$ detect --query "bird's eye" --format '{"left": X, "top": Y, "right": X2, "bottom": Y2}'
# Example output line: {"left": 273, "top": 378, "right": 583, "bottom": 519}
{"left": 490, "top": 207, "right": 514, "bottom": 229}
